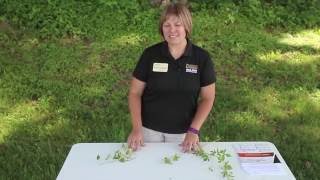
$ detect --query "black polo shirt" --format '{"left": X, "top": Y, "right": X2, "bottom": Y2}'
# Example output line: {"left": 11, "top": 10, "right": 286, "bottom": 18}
{"left": 133, "top": 40, "right": 216, "bottom": 134}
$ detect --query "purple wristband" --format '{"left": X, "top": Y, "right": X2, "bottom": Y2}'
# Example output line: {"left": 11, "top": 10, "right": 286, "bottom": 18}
{"left": 188, "top": 127, "right": 199, "bottom": 135}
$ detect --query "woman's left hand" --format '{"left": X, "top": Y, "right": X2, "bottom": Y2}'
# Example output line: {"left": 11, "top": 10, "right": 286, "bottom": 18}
{"left": 180, "top": 132, "right": 200, "bottom": 153}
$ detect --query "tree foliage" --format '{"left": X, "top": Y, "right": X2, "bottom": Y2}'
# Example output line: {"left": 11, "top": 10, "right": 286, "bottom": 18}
{"left": 0, "top": 0, "right": 319, "bottom": 39}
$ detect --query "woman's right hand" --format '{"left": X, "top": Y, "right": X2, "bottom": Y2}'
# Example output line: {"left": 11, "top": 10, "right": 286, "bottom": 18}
{"left": 127, "top": 128, "right": 144, "bottom": 151}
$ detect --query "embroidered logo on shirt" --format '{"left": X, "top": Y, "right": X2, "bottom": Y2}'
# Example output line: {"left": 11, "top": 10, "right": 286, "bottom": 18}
{"left": 186, "top": 64, "right": 198, "bottom": 74}
{"left": 153, "top": 63, "right": 168, "bottom": 72}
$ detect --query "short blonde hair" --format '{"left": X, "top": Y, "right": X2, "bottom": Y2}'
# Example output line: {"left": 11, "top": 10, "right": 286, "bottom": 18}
{"left": 159, "top": 3, "right": 192, "bottom": 38}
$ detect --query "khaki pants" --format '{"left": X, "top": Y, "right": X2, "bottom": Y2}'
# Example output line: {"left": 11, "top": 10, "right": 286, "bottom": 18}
{"left": 142, "top": 127, "right": 186, "bottom": 143}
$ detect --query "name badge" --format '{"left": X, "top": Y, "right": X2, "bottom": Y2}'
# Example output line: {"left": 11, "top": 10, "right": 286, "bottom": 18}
{"left": 153, "top": 63, "right": 168, "bottom": 72}
{"left": 186, "top": 64, "right": 198, "bottom": 74}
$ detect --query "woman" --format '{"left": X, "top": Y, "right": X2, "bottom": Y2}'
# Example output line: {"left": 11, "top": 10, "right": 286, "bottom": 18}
{"left": 127, "top": 2, "right": 216, "bottom": 152}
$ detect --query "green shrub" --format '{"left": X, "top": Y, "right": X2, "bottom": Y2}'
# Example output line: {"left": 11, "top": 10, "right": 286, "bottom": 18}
{"left": 1, "top": 0, "right": 319, "bottom": 39}
{"left": 0, "top": 0, "right": 154, "bottom": 39}
{"left": 237, "top": 0, "right": 320, "bottom": 28}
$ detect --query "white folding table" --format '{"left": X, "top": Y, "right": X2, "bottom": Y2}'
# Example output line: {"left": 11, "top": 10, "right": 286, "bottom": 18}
{"left": 57, "top": 142, "right": 296, "bottom": 180}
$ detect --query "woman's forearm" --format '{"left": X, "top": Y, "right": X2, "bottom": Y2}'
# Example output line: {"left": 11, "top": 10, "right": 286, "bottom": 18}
{"left": 129, "top": 93, "right": 143, "bottom": 131}
{"left": 190, "top": 98, "right": 214, "bottom": 130}
{"left": 190, "top": 84, "right": 216, "bottom": 130}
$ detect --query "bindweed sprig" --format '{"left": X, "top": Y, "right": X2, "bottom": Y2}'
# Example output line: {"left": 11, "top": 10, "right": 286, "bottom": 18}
{"left": 96, "top": 144, "right": 133, "bottom": 163}
{"left": 221, "top": 161, "right": 234, "bottom": 180}
{"left": 112, "top": 144, "right": 133, "bottom": 162}
{"left": 193, "top": 146, "right": 234, "bottom": 180}
{"left": 210, "top": 148, "right": 234, "bottom": 179}
{"left": 193, "top": 147, "right": 210, "bottom": 161}
{"left": 163, "top": 153, "right": 180, "bottom": 165}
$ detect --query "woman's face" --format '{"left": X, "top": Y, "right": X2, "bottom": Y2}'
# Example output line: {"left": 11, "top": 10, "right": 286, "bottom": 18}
{"left": 162, "top": 15, "right": 186, "bottom": 46}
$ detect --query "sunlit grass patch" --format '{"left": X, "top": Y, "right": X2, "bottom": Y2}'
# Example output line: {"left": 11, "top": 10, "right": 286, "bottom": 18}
{"left": 217, "top": 110, "right": 273, "bottom": 141}
{"left": 285, "top": 89, "right": 320, "bottom": 126}
{"left": 112, "top": 33, "right": 143, "bottom": 46}
{"left": 248, "top": 87, "right": 320, "bottom": 125}
{"left": 278, "top": 29, "right": 320, "bottom": 50}
{"left": 257, "top": 51, "right": 320, "bottom": 65}
{"left": 229, "top": 111, "right": 262, "bottom": 127}
{"left": 309, "top": 90, "right": 320, "bottom": 102}
{"left": 0, "top": 99, "right": 47, "bottom": 143}
{"left": 250, "top": 87, "right": 288, "bottom": 121}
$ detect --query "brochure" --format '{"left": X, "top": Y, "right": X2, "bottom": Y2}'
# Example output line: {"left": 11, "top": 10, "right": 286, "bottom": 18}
{"left": 233, "top": 143, "right": 287, "bottom": 175}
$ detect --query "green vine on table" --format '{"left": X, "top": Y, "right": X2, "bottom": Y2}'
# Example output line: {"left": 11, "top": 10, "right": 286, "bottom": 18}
{"left": 221, "top": 161, "right": 233, "bottom": 180}
{"left": 96, "top": 144, "right": 233, "bottom": 179}
{"left": 96, "top": 144, "right": 133, "bottom": 163}
{"left": 163, "top": 153, "right": 181, "bottom": 165}
{"left": 193, "top": 147, "right": 210, "bottom": 161}
{"left": 194, "top": 147, "right": 234, "bottom": 180}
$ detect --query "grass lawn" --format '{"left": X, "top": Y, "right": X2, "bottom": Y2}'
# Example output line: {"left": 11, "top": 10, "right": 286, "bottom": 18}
{"left": 0, "top": 2, "right": 319, "bottom": 180}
